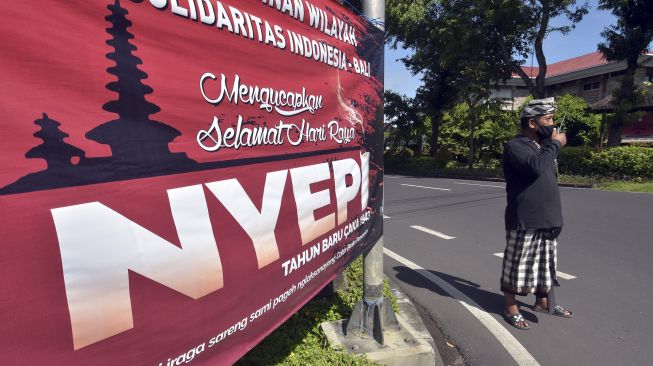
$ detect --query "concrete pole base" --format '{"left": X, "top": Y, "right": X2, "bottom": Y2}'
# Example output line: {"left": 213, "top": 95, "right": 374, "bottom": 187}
{"left": 346, "top": 297, "right": 399, "bottom": 345}
{"left": 321, "top": 276, "right": 442, "bottom": 366}
{"left": 322, "top": 313, "right": 436, "bottom": 366}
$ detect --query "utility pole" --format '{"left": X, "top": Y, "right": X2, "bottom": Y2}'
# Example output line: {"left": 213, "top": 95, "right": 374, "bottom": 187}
{"left": 346, "top": 0, "right": 398, "bottom": 346}
{"left": 362, "top": 0, "right": 385, "bottom": 32}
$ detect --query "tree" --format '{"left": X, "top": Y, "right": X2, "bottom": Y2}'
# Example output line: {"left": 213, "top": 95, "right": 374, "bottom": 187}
{"left": 486, "top": 0, "right": 589, "bottom": 98}
{"left": 386, "top": 0, "right": 513, "bottom": 156}
{"left": 555, "top": 94, "right": 601, "bottom": 146}
{"left": 386, "top": 0, "right": 588, "bottom": 160}
{"left": 598, "top": 0, "right": 653, "bottom": 146}
{"left": 440, "top": 100, "right": 518, "bottom": 167}
{"left": 387, "top": 0, "right": 590, "bottom": 100}
{"left": 384, "top": 91, "right": 425, "bottom": 154}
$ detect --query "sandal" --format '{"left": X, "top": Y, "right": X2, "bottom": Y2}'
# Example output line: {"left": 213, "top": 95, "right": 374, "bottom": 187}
{"left": 504, "top": 311, "right": 530, "bottom": 330}
{"left": 533, "top": 304, "right": 573, "bottom": 318}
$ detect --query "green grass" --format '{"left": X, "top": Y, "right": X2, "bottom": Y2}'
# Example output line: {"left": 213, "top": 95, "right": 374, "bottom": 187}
{"left": 557, "top": 174, "right": 596, "bottom": 186}
{"left": 557, "top": 174, "right": 653, "bottom": 192}
{"left": 595, "top": 181, "right": 653, "bottom": 193}
{"left": 236, "top": 256, "right": 398, "bottom": 366}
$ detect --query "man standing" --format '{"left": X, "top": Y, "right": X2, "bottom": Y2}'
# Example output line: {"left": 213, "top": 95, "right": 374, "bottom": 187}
{"left": 501, "top": 97, "right": 573, "bottom": 330}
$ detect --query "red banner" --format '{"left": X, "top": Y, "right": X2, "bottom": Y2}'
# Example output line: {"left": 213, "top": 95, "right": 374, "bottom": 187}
{"left": 0, "top": 1, "right": 384, "bottom": 365}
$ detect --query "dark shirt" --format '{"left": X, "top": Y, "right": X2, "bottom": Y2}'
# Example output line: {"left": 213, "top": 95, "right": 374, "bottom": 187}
{"left": 502, "top": 135, "right": 563, "bottom": 230}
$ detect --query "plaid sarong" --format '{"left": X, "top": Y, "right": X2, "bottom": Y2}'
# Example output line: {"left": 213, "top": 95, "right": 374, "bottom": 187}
{"left": 500, "top": 228, "right": 560, "bottom": 296}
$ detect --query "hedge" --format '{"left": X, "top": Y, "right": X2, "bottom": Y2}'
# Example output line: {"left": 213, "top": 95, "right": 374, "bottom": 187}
{"left": 386, "top": 146, "right": 653, "bottom": 179}
{"left": 558, "top": 146, "right": 653, "bottom": 179}
{"left": 589, "top": 147, "right": 653, "bottom": 179}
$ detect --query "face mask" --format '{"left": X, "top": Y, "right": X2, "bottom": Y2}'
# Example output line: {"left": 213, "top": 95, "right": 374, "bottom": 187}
{"left": 535, "top": 123, "right": 555, "bottom": 140}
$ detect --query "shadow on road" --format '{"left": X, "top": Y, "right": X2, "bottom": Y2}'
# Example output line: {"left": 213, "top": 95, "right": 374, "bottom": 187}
{"left": 391, "top": 265, "right": 541, "bottom": 324}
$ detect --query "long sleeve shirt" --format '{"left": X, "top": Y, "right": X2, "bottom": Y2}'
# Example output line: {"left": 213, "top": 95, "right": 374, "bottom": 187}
{"left": 502, "top": 135, "right": 563, "bottom": 230}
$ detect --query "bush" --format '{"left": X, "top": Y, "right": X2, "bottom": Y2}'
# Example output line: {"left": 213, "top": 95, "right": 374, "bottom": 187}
{"left": 558, "top": 146, "right": 595, "bottom": 176}
{"left": 405, "top": 156, "right": 437, "bottom": 171}
{"left": 395, "top": 148, "right": 414, "bottom": 169}
{"left": 590, "top": 146, "right": 653, "bottom": 179}
{"left": 434, "top": 147, "right": 452, "bottom": 169}
{"left": 386, "top": 145, "right": 653, "bottom": 180}
{"left": 555, "top": 146, "right": 653, "bottom": 179}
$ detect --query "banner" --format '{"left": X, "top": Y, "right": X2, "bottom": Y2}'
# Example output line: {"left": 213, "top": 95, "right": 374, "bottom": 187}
{"left": 0, "top": 1, "right": 384, "bottom": 365}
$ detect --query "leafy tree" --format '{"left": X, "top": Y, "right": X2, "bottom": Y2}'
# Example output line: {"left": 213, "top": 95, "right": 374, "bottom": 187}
{"left": 597, "top": 0, "right": 653, "bottom": 146}
{"left": 555, "top": 94, "right": 601, "bottom": 146}
{"left": 440, "top": 100, "right": 518, "bottom": 167}
{"left": 386, "top": 0, "right": 513, "bottom": 156}
{"left": 485, "top": 0, "right": 589, "bottom": 98}
{"left": 386, "top": 0, "right": 589, "bottom": 160}
{"left": 475, "top": 102, "right": 520, "bottom": 163}
{"left": 384, "top": 90, "right": 425, "bottom": 154}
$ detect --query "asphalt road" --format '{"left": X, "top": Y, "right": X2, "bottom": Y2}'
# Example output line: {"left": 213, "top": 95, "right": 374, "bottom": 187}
{"left": 382, "top": 175, "right": 653, "bottom": 366}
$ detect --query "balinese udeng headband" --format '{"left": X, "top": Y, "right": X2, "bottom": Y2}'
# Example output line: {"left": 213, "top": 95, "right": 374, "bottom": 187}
{"left": 521, "top": 97, "right": 557, "bottom": 118}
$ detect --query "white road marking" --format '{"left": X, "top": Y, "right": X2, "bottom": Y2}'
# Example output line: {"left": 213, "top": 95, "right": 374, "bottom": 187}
{"left": 411, "top": 225, "right": 456, "bottom": 240}
{"left": 385, "top": 248, "right": 540, "bottom": 366}
{"left": 383, "top": 215, "right": 391, "bottom": 219}
{"left": 401, "top": 184, "right": 451, "bottom": 191}
{"left": 454, "top": 182, "right": 505, "bottom": 188}
{"left": 493, "top": 253, "right": 577, "bottom": 280}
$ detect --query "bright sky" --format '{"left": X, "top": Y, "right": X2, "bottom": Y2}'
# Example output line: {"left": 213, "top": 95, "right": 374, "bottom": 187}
{"left": 384, "top": 1, "right": 618, "bottom": 98}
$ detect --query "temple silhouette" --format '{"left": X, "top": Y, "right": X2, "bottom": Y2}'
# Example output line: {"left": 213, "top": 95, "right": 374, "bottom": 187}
{"left": 0, "top": 0, "right": 378, "bottom": 196}
{"left": 0, "top": 0, "right": 197, "bottom": 195}
{"left": 86, "top": 0, "right": 195, "bottom": 171}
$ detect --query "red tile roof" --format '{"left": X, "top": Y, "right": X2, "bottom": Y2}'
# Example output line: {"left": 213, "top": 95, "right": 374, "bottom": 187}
{"left": 516, "top": 51, "right": 610, "bottom": 78}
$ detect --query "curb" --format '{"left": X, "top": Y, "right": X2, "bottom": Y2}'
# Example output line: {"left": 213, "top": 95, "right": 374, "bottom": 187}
{"left": 386, "top": 170, "right": 593, "bottom": 188}
{"left": 384, "top": 275, "right": 445, "bottom": 366}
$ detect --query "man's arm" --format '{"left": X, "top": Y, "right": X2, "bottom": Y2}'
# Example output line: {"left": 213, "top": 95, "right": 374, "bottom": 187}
{"left": 505, "top": 130, "right": 566, "bottom": 177}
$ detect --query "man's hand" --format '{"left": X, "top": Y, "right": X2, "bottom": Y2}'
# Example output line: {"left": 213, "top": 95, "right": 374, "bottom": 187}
{"left": 552, "top": 128, "right": 567, "bottom": 147}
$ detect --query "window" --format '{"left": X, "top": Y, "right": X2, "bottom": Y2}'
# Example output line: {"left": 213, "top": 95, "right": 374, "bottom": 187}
{"left": 583, "top": 82, "right": 600, "bottom": 91}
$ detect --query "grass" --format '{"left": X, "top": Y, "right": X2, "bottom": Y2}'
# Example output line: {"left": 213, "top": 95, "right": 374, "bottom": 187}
{"left": 557, "top": 174, "right": 596, "bottom": 186}
{"left": 236, "top": 256, "right": 398, "bottom": 366}
{"left": 595, "top": 181, "right": 653, "bottom": 193}
{"left": 557, "top": 174, "right": 653, "bottom": 193}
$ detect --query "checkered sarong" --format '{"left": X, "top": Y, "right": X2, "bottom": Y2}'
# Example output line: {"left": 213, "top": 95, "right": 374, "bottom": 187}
{"left": 500, "top": 228, "right": 560, "bottom": 296}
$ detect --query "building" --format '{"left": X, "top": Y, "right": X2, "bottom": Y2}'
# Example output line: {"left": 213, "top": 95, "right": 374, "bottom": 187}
{"left": 492, "top": 51, "right": 653, "bottom": 143}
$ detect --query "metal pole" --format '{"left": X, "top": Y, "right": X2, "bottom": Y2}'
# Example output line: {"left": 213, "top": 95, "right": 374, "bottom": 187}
{"left": 362, "top": 0, "right": 385, "bottom": 32}
{"left": 346, "top": 0, "right": 397, "bottom": 345}
{"left": 362, "top": 0, "right": 385, "bottom": 310}
{"left": 361, "top": 0, "right": 385, "bottom": 308}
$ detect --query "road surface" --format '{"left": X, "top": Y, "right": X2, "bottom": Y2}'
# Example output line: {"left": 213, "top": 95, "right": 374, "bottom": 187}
{"left": 382, "top": 175, "right": 653, "bottom": 366}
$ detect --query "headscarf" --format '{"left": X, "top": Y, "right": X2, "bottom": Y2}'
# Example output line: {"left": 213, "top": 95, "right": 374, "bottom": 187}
{"left": 521, "top": 97, "right": 557, "bottom": 118}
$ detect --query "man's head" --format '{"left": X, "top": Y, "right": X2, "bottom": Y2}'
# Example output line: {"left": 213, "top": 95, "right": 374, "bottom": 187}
{"left": 520, "top": 97, "right": 557, "bottom": 140}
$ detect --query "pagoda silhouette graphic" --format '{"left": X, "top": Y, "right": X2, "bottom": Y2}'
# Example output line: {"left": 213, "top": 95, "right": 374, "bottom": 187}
{"left": 86, "top": 0, "right": 195, "bottom": 171}
{"left": 0, "top": 0, "right": 198, "bottom": 195}
{"left": 0, "top": 0, "right": 374, "bottom": 196}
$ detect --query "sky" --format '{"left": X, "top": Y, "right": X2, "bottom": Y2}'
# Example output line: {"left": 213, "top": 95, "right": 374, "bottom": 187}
{"left": 384, "top": 1, "right": 619, "bottom": 98}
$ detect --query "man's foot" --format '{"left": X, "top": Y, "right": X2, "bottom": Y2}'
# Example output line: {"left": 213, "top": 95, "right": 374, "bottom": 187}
{"left": 503, "top": 310, "right": 530, "bottom": 329}
{"left": 533, "top": 304, "right": 573, "bottom": 318}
